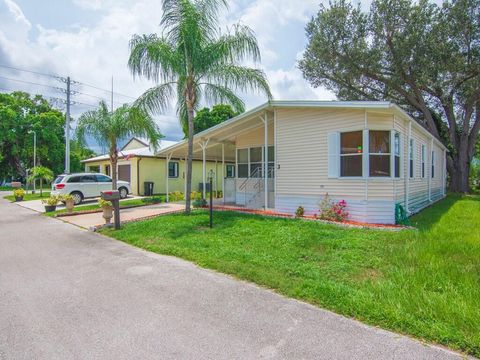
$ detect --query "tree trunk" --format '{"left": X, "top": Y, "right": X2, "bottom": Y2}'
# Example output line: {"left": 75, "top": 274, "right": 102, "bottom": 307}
{"left": 185, "top": 102, "right": 195, "bottom": 214}
{"left": 40, "top": 178, "right": 43, "bottom": 197}
{"left": 448, "top": 147, "right": 471, "bottom": 193}
{"left": 110, "top": 144, "right": 118, "bottom": 190}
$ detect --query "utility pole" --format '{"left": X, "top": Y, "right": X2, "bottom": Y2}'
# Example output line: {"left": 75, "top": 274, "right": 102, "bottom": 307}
{"left": 65, "top": 76, "right": 71, "bottom": 174}
{"left": 111, "top": 76, "right": 114, "bottom": 113}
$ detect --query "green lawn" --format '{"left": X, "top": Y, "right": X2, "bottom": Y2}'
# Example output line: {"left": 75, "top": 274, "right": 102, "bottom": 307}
{"left": 4, "top": 191, "right": 51, "bottom": 201}
{"left": 44, "top": 197, "right": 165, "bottom": 217}
{"left": 101, "top": 194, "right": 480, "bottom": 356}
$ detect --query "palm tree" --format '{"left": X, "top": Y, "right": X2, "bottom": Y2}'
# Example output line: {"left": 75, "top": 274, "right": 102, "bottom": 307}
{"left": 128, "top": 0, "right": 272, "bottom": 213}
{"left": 76, "top": 101, "right": 162, "bottom": 189}
{"left": 27, "top": 166, "right": 53, "bottom": 197}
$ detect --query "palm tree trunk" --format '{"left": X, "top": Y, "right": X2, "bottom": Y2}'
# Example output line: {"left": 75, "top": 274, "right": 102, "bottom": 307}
{"left": 185, "top": 103, "right": 194, "bottom": 214}
{"left": 40, "top": 178, "right": 43, "bottom": 197}
{"left": 110, "top": 144, "right": 118, "bottom": 190}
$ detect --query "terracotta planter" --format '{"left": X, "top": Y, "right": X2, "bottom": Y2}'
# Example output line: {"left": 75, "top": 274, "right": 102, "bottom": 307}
{"left": 44, "top": 205, "right": 57, "bottom": 213}
{"left": 15, "top": 196, "right": 24, "bottom": 202}
{"left": 65, "top": 199, "right": 75, "bottom": 213}
{"left": 102, "top": 206, "right": 113, "bottom": 224}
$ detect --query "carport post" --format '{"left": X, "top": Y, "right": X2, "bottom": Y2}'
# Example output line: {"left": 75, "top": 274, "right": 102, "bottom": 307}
{"left": 263, "top": 113, "right": 268, "bottom": 209}
{"left": 200, "top": 139, "right": 209, "bottom": 199}
{"left": 222, "top": 143, "right": 225, "bottom": 205}
{"left": 165, "top": 153, "right": 172, "bottom": 202}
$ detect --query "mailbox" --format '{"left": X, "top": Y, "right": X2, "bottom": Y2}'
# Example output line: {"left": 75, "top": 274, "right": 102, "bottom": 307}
{"left": 101, "top": 190, "right": 121, "bottom": 201}
{"left": 101, "top": 190, "right": 121, "bottom": 229}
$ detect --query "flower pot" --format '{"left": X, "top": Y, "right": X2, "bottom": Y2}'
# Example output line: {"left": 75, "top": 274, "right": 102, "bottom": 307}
{"left": 44, "top": 205, "right": 57, "bottom": 213}
{"left": 15, "top": 196, "right": 24, "bottom": 202}
{"left": 102, "top": 206, "right": 113, "bottom": 224}
{"left": 65, "top": 199, "right": 75, "bottom": 213}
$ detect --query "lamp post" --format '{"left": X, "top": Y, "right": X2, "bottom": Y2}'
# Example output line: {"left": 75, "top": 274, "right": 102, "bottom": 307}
{"left": 28, "top": 130, "right": 37, "bottom": 194}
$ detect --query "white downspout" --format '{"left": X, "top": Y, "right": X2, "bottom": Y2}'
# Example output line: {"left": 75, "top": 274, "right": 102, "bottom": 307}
{"left": 428, "top": 138, "right": 433, "bottom": 202}
{"left": 406, "top": 121, "right": 412, "bottom": 212}
{"left": 442, "top": 149, "right": 446, "bottom": 196}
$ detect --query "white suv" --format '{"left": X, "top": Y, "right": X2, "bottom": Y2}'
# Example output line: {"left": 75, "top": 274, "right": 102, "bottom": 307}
{"left": 51, "top": 173, "right": 131, "bottom": 205}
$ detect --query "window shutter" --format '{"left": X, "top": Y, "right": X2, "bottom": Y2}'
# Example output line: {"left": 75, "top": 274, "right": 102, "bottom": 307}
{"left": 328, "top": 132, "right": 339, "bottom": 178}
{"left": 362, "top": 129, "right": 369, "bottom": 178}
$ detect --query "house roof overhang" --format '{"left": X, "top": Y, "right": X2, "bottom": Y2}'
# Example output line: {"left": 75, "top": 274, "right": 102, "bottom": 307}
{"left": 156, "top": 100, "right": 447, "bottom": 160}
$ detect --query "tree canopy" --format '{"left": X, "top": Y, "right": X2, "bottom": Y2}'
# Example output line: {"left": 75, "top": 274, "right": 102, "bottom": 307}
{"left": 299, "top": 0, "right": 480, "bottom": 192}
{"left": 0, "top": 91, "right": 93, "bottom": 181}
{"left": 128, "top": 0, "right": 271, "bottom": 211}
{"left": 190, "top": 104, "right": 239, "bottom": 136}
{"left": 76, "top": 100, "right": 163, "bottom": 189}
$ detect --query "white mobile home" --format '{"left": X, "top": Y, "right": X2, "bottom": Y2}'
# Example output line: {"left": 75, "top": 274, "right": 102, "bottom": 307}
{"left": 159, "top": 101, "right": 447, "bottom": 224}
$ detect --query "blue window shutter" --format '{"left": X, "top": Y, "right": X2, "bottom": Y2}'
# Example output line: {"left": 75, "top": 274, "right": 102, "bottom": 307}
{"left": 328, "top": 132, "right": 339, "bottom": 178}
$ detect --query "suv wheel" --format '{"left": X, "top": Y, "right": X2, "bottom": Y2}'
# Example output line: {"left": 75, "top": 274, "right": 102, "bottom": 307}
{"left": 119, "top": 187, "right": 128, "bottom": 199}
{"left": 71, "top": 191, "right": 83, "bottom": 205}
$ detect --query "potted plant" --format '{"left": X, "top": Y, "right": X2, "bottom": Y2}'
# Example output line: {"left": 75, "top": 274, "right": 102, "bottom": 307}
{"left": 99, "top": 198, "right": 113, "bottom": 224}
{"left": 61, "top": 194, "right": 75, "bottom": 213}
{"left": 42, "top": 196, "right": 60, "bottom": 212}
{"left": 13, "top": 188, "right": 26, "bottom": 202}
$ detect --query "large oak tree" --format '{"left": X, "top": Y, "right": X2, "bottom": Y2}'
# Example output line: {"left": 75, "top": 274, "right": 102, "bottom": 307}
{"left": 299, "top": 0, "right": 480, "bottom": 192}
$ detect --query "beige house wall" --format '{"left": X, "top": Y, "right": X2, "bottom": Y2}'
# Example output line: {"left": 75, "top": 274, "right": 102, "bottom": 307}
{"left": 84, "top": 157, "right": 225, "bottom": 196}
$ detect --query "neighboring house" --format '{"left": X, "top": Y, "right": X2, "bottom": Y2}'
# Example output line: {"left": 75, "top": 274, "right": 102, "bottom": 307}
{"left": 158, "top": 101, "right": 447, "bottom": 224}
{"left": 82, "top": 137, "right": 226, "bottom": 197}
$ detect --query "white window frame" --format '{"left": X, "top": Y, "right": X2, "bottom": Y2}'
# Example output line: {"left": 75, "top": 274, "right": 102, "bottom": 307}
{"left": 168, "top": 161, "right": 179, "bottom": 178}
{"left": 421, "top": 144, "right": 426, "bottom": 178}
{"left": 369, "top": 130, "right": 391, "bottom": 178}
{"left": 393, "top": 131, "right": 401, "bottom": 178}
{"left": 409, "top": 138, "right": 415, "bottom": 178}
{"left": 431, "top": 150, "right": 435, "bottom": 178}
{"left": 236, "top": 147, "right": 249, "bottom": 179}
{"left": 339, "top": 130, "right": 364, "bottom": 178}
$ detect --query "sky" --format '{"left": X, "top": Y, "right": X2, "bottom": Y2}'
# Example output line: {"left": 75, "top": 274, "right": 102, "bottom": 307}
{"left": 0, "top": 0, "right": 339, "bottom": 149}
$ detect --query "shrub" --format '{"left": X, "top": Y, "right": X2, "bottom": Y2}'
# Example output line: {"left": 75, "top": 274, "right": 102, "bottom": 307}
{"left": 13, "top": 188, "right": 25, "bottom": 198}
{"left": 42, "top": 196, "right": 60, "bottom": 206}
{"left": 60, "top": 194, "right": 74, "bottom": 202}
{"left": 193, "top": 198, "right": 207, "bottom": 208}
{"left": 295, "top": 206, "right": 305, "bottom": 217}
{"left": 169, "top": 191, "right": 185, "bottom": 201}
{"left": 142, "top": 196, "right": 163, "bottom": 204}
{"left": 318, "top": 193, "right": 349, "bottom": 222}
{"left": 98, "top": 198, "right": 112, "bottom": 208}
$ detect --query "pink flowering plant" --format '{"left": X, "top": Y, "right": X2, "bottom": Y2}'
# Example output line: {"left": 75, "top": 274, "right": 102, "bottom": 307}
{"left": 318, "top": 193, "right": 349, "bottom": 222}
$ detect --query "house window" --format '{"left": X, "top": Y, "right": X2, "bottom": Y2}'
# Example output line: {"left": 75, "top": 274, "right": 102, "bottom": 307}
{"left": 369, "top": 130, "right": 390, "bottom": 177}
{"left": 249, "top": 147, "right": 263, "bottom": 177}
{"left": 105, "top": 165, "right": 111, "bottom": 176}
{"left": 88, "top": 165, "right": 100, "bottom": 173}
{"left": 394, "top": 132, "right": 401, "bottom": 178}
{"left": 340, "top": 131, "right": 363, "bottom": 177}
{"left": 168, "top": 161, "right": 179, "bottom": 178}
{"left": 409, "top": 139, "right": 414, "bottom": 178}
{"left": 421, "top": 145, "right": 426, "bottom": 178}
{"left": 237, "top": 148, "right": 248, "bottom": 178}
{"left": 431, "top": 151, "right": 435, "bottom": 178}
{"left": 226, "top": 164, "right": 235, "bottom": 178}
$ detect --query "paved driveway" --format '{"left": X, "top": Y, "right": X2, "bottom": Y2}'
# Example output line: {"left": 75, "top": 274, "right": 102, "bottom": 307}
{"left": 0, "top": 194, "right": 467, "bottom": 360}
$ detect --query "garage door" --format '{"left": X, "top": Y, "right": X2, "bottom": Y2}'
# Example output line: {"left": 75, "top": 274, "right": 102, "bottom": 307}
{"left": 118, "top": 164, "right": 131, "bottom": 183}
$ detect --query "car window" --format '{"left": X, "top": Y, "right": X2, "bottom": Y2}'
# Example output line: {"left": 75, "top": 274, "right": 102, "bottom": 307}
{"left": 54, "top": 176, "right": 65, "bottom": 184}
{"left": 96, "top": 174, "right": 112, "bottom": 183}
{"left": 80, "top": 175, "right": 97, "bottom": 183}
{"left": 67, "top": 176, "right": 82, "bottom": 183}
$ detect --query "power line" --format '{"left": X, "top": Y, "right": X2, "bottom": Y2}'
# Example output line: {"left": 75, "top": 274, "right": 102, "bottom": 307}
{"left": 0, "top": 64, "right": 62, "bottom": 79}
{"left": 75, "top": 81, "right": 137, "bottom": 100}
{"left": 0, "top": 75, "right": 62, "bottom": 91}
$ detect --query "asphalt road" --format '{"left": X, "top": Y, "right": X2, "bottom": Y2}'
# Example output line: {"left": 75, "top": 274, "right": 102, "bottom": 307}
{"left": 0, "top": 194, "right": 467, "bottom": 360}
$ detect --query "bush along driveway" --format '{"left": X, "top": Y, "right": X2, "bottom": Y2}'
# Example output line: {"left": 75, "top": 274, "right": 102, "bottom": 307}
{"left": 101, "top": 194, "right": 480, "bottom": 357}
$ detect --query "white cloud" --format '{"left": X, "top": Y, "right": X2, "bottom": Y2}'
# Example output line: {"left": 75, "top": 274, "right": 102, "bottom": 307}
{"left": 0, "top": 0, "right": 334, "bottom": 143}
